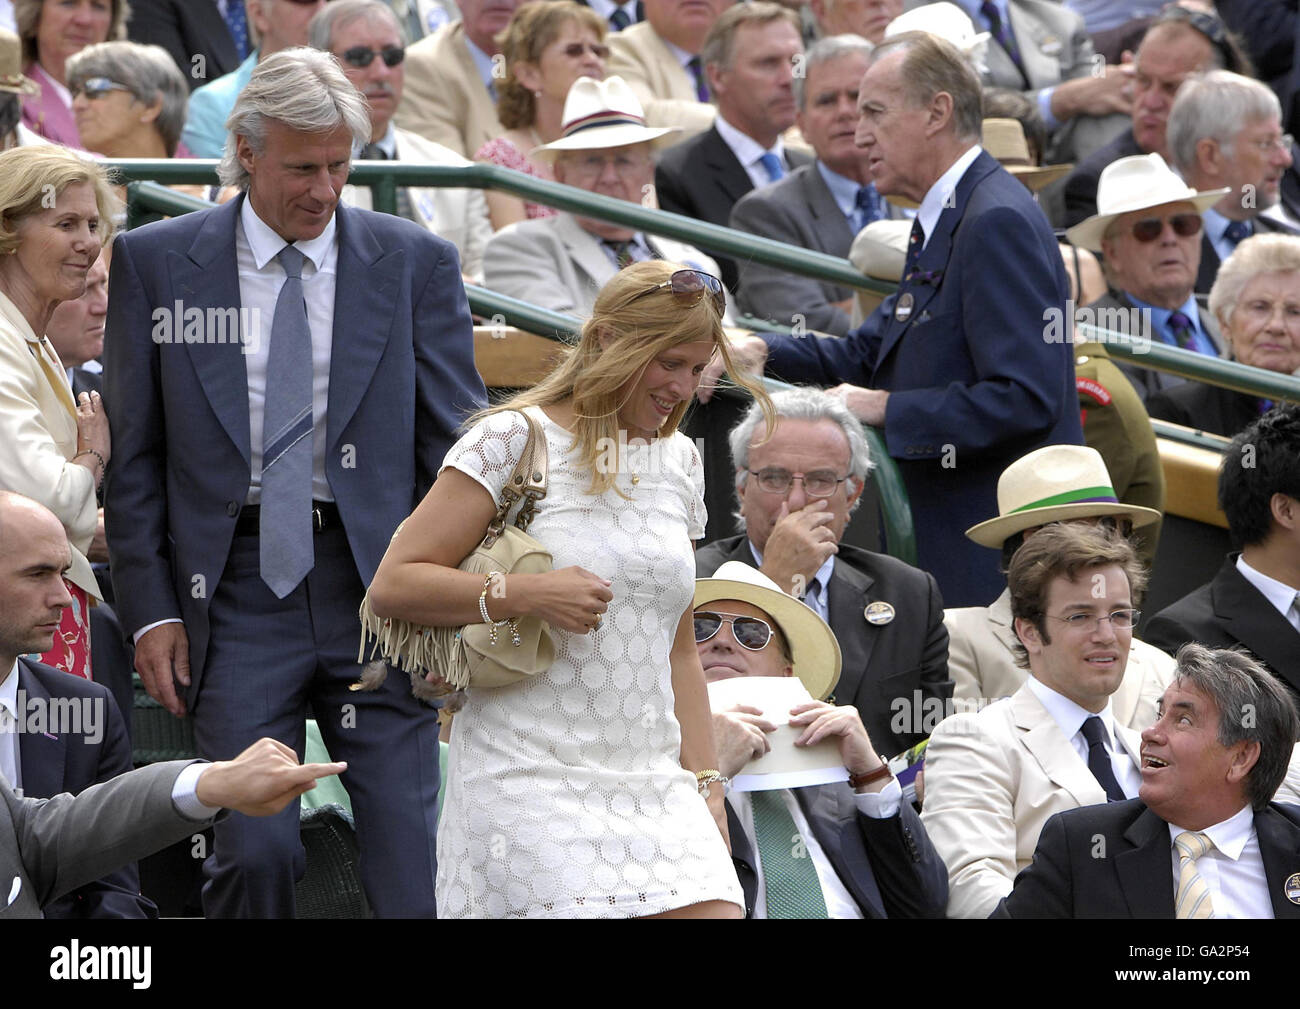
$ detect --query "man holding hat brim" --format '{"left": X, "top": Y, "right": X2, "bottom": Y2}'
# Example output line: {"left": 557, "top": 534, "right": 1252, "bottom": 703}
{"left": 1068, "top": 152, "right": 1230, "bottom": 400}
{"left": 696, "top": 561, "right": 948, "bottom": 919}
{"left": 484, "top": 75, "right": 728, "bottom": 319}
{"left": 945, "top": 444, "right": 1173, "bottom": 732}
{"left": 0, "top": 28, "right": 45, "bottom": 150}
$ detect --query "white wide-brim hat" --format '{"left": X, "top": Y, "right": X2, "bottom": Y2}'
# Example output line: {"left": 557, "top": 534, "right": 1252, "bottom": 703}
{"left": 965, "top": 445, "right": 1163, "bottom": 548}
{"left": 694, "top": 562, "right": 842, "bottom": 702}
{"left": 533, "top": 76, "right": 680, "bottom": 162}
{"left": 885, "top": 2, "right": 990, "bottom": 54}
{"left": 1065, "top": 153, "right": 1230, "bottom": 251}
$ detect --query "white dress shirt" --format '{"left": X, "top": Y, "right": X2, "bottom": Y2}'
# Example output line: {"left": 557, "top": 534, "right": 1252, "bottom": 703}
{"left": 715, "top": 114, "right": 789, "bottom": 192}
{"left": 586, "top": 0, "right": 640, "bottom": 25}
{"left": 916, "top": 145, "right": 983, "bottom": 251}
{"left": 1237, "top": 555, "right": 1300, "bottom": 634}
{"left": 0, "top": 661, "right": 20, "bottom": 794}
{"left": 730, "top": 779, "right": 902, "bottom": 919}
{"left": 1166, "top": 804, "right": 1274, "bottom": 919}
{"left": 1025, "top": 675, "right": 1142, "bottom": 798}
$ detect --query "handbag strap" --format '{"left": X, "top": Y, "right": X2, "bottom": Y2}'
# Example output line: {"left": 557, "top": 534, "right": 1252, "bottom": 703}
{"left": 484, "top": 410, "right": 549, "bottom": 544}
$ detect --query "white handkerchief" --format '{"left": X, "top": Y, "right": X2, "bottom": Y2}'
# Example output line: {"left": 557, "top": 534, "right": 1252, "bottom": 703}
{"left": 7, "top": 876, "right": 19, "bottom": 907}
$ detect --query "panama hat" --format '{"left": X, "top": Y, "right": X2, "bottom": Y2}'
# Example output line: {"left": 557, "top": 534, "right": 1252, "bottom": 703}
{"left": 965, "top": 445, "right": 1163, "bottom": 548}
{"left": 694, "top": 562, "right": 842, "bottom": 701}
{"left": 1065, "top": 153, "right": 1229, "bottom": 251}
{"left": 532, "top": 76, "right": 680, "bottom": 162}
{"left": 884, "top": 3, "right": 989, "bottom": 55}
{"left": 848, "top": 218, "right": 911, "bottom": 318}
{"left": 982, "top": 118, "right": 1072, "bottom": 190}
{"left": 0, "top": 30, "right": 37, "bottom": 96}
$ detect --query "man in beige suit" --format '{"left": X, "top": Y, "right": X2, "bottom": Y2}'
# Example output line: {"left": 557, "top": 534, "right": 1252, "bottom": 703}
{"left": 396, "top": 0, "right": 525, "bottom": 156}
{"left": 606, "top": 0, "right": 722, "bottom": 138}
{"left": 313, "top": 0, "right": 491, "bottom": 281}
{"left": 922, "top": 522, "right": 1147, "bottom": 918}
{"left": 945, "top": 444, "right": 1174, "bottom": 732}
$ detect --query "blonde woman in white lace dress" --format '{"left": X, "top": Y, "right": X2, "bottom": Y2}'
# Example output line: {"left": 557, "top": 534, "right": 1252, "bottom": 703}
{"left": 368, "top": 261, "right": 771, "bottom": 917}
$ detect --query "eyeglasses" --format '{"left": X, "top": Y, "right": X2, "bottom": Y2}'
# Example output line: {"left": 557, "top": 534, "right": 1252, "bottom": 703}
{"left": 72, "top": 77, "right": 132, "bottom": 100}
{"left": 341, "top": 45, "right": 405, "bottom": 68}
{"left": 1246, "top": 133, "right": 1295, "bottom": 155}
{"left": 748, "top": 468, "right": 849, "bottom": 497}
{"left": 1127, "top": 213, "right": 1202, "bottom": 243}
{"left": 561, "top": 41, "right": 610, "bottom": 59}
{"left": 1046, "top": 609, "right": 1141, "bottom": 632}
{"left": 694, "top": 611, "right": 774, "bottom": 650}
{"left": 626, "top": 269, "right": 726, "bottom": 318}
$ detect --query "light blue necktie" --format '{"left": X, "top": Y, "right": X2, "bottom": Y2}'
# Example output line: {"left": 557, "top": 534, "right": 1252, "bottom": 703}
{"left": 758, "top": 152, "right": 785, "bottom": 183}
{"left": 260, "top": 245, "right": 315, "bottom": 598}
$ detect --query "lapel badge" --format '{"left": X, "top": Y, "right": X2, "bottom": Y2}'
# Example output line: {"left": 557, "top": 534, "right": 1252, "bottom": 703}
{"left": 864, "top": 601, "right": 895, "bottom": 626}
{"left": 894, "top": 292, "right": 914, "bottom": 323}
{"left": 1285, "top": 873, "right": 1300, "bottom": 904}
{"left": 1039, "top": 35, "right": 1062, "bottom": 57}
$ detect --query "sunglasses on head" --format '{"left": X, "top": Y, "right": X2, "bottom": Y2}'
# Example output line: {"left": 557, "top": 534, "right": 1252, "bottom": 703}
{"left": 627, "top": 269, "right": 726, "bottom": 318}
{"left": 73, "top": 77, "right": 132, "bottom": 100}
{"left": 341, "top": 45, "right": 405, "bottom": 68}
{"left": 1128, "top": 213, "right": 1202, "bottom": 243}
{"left": 693, "top": 611, "right": 775, "bottom": 651}
{"left": 562, "top": 41, "right": 610, "bottom": 59}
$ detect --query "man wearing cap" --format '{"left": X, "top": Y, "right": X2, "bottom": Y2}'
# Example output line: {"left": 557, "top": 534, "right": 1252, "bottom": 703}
{"left": 0, "top": 28, "right": 44, "bottom": 150}
{"left": 945, "top": 445, "right": 1173, "bottom": 733}
{"left": 1068, "top": 152, "right": 1228, "bottom": 400}
{"left": 696, "top": 560, "right": 948, "bottom": 919}
{"left": 484, "top": 75, "right": 726, "bottom": 318}
{"left": 921, "top": 522, "right": 1146, "bottom": 918}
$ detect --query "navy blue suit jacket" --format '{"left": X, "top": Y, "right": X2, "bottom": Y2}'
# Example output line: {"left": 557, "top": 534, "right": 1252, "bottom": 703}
{"left": 14, "top": 659, "right": 157, "bottom": 918}
{"left": 103, "top": 196, "right": 487, "bottom": 700}
{"left": 762, "top": 151, "right": 1083, "bottom": 607}
{"left": 728, "top": 785, "right": 948, "bottom": 918}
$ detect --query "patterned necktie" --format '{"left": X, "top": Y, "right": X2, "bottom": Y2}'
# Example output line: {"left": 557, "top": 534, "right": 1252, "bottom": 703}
{"left": 609, "top": 6, "right": 631, "bottom": 30}
{"left": 853, "top": 184, "right": 883, "bottom": 233}
{"left": 751, "top": 790, "right": 829, "bottom": 919}
{"left": 260, "top": 245, "right": 315, "bottom": 599}
{"left": 981, "top": 1, "right": 1025, "bottom": 77}
{"left": 1223, "top": 219, "right": 1252, "bottom": 248}
{"left": 360, "top": 143, "right": 416, "bottom": 222}
{"left": 1080, "top": 716, "right": 1126, "bottom": 802}
{"left": 686, "top": 56, "right": 709, "bottom": 102}
{"left": 221, "top": 0, "right": 251, "bottom": 61}
{"left": 1174, "top": 831, "right": 1216, "bottom": 919}
{"left": 603, "top": 239, "right": 635, "bottom": 269}
{"left": 902, "top": 218, "right": 925, "bottom": 283}
{"left": 1167, "top": 310, "right": 1197, "bottom": 351}
{"left": 758, "top": 152, "right": 785, "bottom": 183}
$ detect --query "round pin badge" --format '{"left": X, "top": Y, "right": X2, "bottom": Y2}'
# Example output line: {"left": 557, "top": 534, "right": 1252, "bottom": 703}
{"left": 864, "top": 601, "right": 895, "bottom": 625}
{"left": 1286, "top": 873, "right": 1300, "bottom": 904}
{"left": 894, "top": 292, "right": 914, "bottom": 323}
{"left": 1040, "top": 36, "right": 1063, "bottom": 57}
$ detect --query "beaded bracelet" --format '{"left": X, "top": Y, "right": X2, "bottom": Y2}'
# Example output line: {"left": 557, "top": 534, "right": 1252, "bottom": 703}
{"left": 478, "top": 573, "right": 520, "bottom": 647}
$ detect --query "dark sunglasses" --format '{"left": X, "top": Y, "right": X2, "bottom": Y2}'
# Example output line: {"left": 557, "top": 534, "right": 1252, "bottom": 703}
{"left": 73, "top": 77, "right": 132, "bottom": 100}
{"left": 693, "top": 611, "right": 774, "bottom": 650}
{"left": 627, "top": 269, "right": 725, "bottom": 318}
{"left": 1128, "top": 213, "right": 1202, "bottom": 243}
{"left": 562, "top": 41, "right": 610, "bottom": 59}
{"left": 341, "top": 45, "right": 405, "bottom": 68}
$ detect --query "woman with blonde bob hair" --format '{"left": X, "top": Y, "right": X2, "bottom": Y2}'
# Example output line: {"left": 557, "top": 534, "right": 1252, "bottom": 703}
{"left": 0, "top": 144, "right": 118, "bottom": 678}
{"left": 369, "top": 261, "right": 770, "bottom": 918}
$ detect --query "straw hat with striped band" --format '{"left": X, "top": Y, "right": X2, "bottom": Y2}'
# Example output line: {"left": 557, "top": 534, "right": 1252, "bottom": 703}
{"left": 532, "top": 76, "right": 679, "bottom": 162}
{"left": 0, "top": 29, "right": 38, "bottom": 96}
{"left": 965, "top": 445, "right": 1162, "bottom": 548}
{"left": 982, "top": 117, "right": 1071, "bottom": 191}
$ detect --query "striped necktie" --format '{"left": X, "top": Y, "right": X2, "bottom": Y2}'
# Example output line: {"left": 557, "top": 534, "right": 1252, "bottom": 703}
{"left": 1167, "top": 310, "right": 1197, "bottom": 351}
{"left": 1174, "top": 831, "right": 1216, "bottom": 919}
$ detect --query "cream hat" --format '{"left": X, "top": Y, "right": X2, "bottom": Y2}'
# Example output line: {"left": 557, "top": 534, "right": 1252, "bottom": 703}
{"left": 884, "top": 3, "right": 989, "bottom": 55}
{"left": 0, "top": 29, "right": 37, "bottom": 96}
{"left": 1065, "top": 153, "right": 1229, "bottom": 251}
{"left": 694, "top": 562, "right": 842, "bottom": 701}
{"left": 965, "top": 445, "right": 1163, "bottom": 548}
{"left": 848, "top": 218, "right": 912, "bottom": 318}
{"left": 532, "top": 76, "right": 680, "bottom": 162}
{"left": 982, "top": 117, "right": 1071, "bottom": 190}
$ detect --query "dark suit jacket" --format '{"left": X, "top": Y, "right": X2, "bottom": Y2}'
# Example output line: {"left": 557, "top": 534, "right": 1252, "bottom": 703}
{"left": 1144, "top": 555, "right": 1300, "bottom": 705}
{"left": 126, "top": 0, "right": 240, "bottom": 93}
{"left": 758, "top": 151, "right": 1084, "bottom": 608}
{"left": 697, "top": 535, "right": 952, "bottom": 757}
{"left": 1078, "top": 290, "right": 1224, "bottom": 400}
{"left": 994, "top": 798, "right": 1300, "bottom": 917}
{"left": 729, "top": 161, "right": 857, "bottom": 336}
{"left": 727, "top": 784, "right": 948, "bottom": 918}
{"left": 0, "top": 759, "right": 212, "bottom": 919}
{"left": 1196, "top": 214, "right": 1300, "bottom": 294}
{"left": 12, "top": 659, "right": 156, "bottom": 918}
{"left": 103, "top": 196, "right": 487, "bottom": 700}
{"left": 1146, "top": 379, "right": 1269, "bottom": 438}
{"left": 1215, "top": 0, "right": 1299, "bottom": 132}
{"left": 655, "top": 125, "right": 811, "bottom": 291}
{"left": 1062, "top": 127, "right": 1142, "bottom": 228}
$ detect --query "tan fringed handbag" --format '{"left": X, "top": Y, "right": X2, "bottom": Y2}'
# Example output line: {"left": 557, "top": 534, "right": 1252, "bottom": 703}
{"left": 356, "top": 410, "right": 556, "bottom": 700}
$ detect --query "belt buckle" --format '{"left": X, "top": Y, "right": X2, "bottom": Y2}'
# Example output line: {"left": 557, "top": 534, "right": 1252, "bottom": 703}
{"left": 312, "top": 506, "right": 324, "bottom": 533}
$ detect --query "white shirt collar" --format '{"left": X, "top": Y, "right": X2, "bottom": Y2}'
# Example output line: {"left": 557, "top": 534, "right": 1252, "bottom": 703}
{"left": 1167, "top": 802, "right": 1255, "bottom": 861}
{"left": 714, "top": 114, "right": 785, "bottom": 175}
{"left": 1025, "top": 674, "right": 1121, "bottom": 749}
{"left": 1236, "top": 554, "right": 1300, "bottom": 620}
{"left": 661, "top": 36, "right": 696, "bottom": 69}
{"left": 916, "top": 144, "right": 982, "bottom": 249}
{"left": 586, "top": 0, "right": 638, "bottom": 19}
{"left": 746, "top": 539, "right": 835, "bottom": 605}
{"left": 0, "top": 660, "right": 17, "bottom": 722}
{"left": 239, "top": 195, "right": 337, "bottom": 273}
{"left": 364, "top": 122, "right": 398, "bottom": 159}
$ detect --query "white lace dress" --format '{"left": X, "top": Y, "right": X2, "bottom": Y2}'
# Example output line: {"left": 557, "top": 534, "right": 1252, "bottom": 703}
{"left": 435, "top": 407, "right": 743, "bottom": 917}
